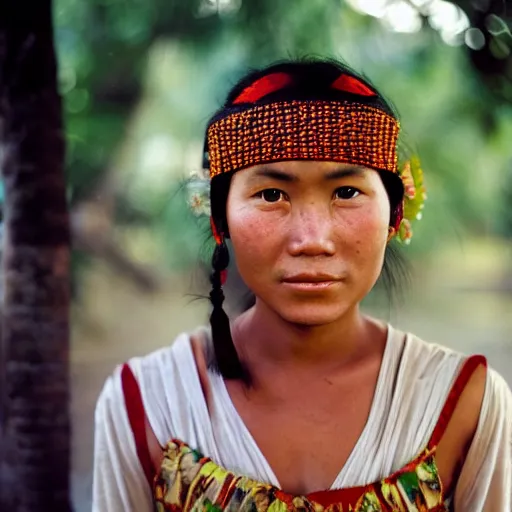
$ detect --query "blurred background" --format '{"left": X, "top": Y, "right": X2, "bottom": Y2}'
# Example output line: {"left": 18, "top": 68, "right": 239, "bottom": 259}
{"left": 49, "top": 0, "right": 512, "bottom": 508}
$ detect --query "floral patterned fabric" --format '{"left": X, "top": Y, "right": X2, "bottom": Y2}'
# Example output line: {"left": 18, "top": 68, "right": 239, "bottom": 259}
{"left": 153, "top": 440, "right": 450, "bottom": 512}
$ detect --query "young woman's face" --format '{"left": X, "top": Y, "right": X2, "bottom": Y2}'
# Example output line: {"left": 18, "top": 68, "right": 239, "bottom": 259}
{"left": 226, "top": 160, "right": 391, "bottom": 326}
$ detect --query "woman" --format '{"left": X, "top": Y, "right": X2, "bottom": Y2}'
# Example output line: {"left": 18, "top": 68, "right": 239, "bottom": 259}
{"left": 92, "top": 60, "right": 512, "bottom": 511}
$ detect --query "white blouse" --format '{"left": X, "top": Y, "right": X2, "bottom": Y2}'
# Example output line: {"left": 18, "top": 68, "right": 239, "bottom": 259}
{"left": 92, "top": 325, "right": 512, "bottom": 511}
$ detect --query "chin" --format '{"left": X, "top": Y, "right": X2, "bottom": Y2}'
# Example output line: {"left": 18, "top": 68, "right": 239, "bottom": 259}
{"left": 276, "top": 304, "right": 351, "bottom": 327}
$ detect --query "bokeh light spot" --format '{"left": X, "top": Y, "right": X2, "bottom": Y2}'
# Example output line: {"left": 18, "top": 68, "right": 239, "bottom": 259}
{"left": 465, "top": 27, "right": 486, "bottom": 50}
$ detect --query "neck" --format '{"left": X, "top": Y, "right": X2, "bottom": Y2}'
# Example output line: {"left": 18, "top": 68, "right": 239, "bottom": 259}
{"left": 232, "top": 301, "right": 383, "bottom": 381}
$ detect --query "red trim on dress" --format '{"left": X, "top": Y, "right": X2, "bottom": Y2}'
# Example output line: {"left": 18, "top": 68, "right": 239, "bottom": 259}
{"left": 121, "top": 363, "right": 155, "bottom": 487}
{"left": 427, "top": 354, "right": 487, "bottom": 450}
{"left": 308, "top": 484, "right": 368, "bottom": 508}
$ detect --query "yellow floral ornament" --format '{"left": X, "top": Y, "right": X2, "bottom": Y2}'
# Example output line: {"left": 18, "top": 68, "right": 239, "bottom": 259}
{"left": 397, "top": 156, "right": 426, "bottom": 244}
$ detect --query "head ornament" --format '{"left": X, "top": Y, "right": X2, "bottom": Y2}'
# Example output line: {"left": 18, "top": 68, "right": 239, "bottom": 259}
{"left": 188, "top": 71, "right": 425, "bottom": 243}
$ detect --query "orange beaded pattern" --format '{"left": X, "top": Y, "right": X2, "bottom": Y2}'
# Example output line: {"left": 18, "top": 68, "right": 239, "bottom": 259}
{"left": 207, "top": 100, "right": 400, "bottom": 179}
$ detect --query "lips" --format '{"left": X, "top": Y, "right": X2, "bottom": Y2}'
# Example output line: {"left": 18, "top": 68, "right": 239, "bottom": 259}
{"left": 281, "top": 273, "right": 341, "bottom": 283}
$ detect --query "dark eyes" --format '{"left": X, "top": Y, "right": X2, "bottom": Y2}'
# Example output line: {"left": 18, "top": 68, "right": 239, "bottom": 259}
{"left": 334, "top": 187, "right": 360, "bottom": 200}
{"left": 260, "top": 189, "right": 284, "bottom": 202}
{"left": 258, "top": 187, "right": 361, "bottom": 202}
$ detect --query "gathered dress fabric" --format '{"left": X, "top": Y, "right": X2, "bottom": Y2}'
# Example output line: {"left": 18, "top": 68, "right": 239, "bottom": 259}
{"left": 92, "top": 326, "right": 512, "bottom": 511}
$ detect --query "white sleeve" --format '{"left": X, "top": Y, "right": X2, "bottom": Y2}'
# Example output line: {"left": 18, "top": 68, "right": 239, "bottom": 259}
{"left": 92, "top": 366, "right": 154, "bottom": 512}
{"left": 454, "top": 368, "right": 512, "bottom": 511}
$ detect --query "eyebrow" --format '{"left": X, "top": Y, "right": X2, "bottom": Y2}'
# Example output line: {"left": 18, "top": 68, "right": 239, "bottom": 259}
{"left": 249, "top": 165, "right": 367, "bottom": 182}
{"left": 324, "top": 167, "right": 366, "bottom": 180}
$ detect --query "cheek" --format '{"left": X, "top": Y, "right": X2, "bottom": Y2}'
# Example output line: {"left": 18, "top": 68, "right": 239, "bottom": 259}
{"left": 230, "top": 205, "right": 270, "bottom": 244}
{"left": 340, "top": 205, "right": 389, "bottom": 258}
{"left": 227, "top": 207, "right": 280, "bottom": 273}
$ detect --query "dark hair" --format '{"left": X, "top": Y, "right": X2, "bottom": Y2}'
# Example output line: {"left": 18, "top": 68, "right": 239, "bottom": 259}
{"left": 205, "top": 59, "right": 406, "bottom": 382}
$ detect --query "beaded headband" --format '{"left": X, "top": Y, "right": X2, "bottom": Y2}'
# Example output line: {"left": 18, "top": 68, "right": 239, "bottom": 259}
{"left": 206, "top": 100, "right": 400, "bottom": 179}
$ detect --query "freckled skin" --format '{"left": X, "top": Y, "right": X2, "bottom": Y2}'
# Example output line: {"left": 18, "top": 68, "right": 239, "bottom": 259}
{"left": 226, "top": 160, "right": 390, "bottom": 327}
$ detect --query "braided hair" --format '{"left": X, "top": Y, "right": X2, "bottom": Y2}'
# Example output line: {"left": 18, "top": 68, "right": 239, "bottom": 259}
{"left": 205, "top": 59, "right": 406, "bottom": 381}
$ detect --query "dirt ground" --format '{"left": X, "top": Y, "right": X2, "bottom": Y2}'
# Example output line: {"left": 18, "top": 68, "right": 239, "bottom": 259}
{"left": 71, "top": 260, "right": 512, "bottom": 511}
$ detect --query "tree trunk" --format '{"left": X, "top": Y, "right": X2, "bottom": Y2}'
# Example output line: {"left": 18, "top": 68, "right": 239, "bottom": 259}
{"left": 0, "top": 0, "right": 71, "bottom": 510}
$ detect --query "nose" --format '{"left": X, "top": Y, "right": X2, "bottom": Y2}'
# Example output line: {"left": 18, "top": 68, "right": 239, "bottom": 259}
{"left": 287, "top": 203, "right": 336, "bottom": 257}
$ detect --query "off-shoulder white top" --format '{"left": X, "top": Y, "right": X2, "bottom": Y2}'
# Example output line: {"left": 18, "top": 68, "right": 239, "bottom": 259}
{"left": 92, "top": 325, "right": 512, "bottom": 511}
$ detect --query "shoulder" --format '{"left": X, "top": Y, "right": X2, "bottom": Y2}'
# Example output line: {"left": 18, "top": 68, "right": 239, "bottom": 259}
{"left": 120, "top": 328, "right": 210, "bottom": 388}
{"left": 470, "top": 366, "right": 512, "bottom": 457}
{"left": 403, "top": 329, "right": 511, "bottom": 416}
{"left": 456, "top": 359, "right": 512, "bottom": 432}
{"left": 96, "top": 327, "right": 212, "bottom": 444}
{"left": 400, "top": 329, "right": 512, "bottom": 444}
{"left": 395, "top": 330, "right": 468, "bottom": 393}
{"left": 478, "top": 365, "right": 512, "bottom": 432}
{"left": 402, "top": 330, "right": 466, "bottom": 367}
{"left": 401, "top": 330, "right": 493, "bottom": 415}
{"left": 96, "top": 329, "right": 207, "bottom": 419}
{"left": 391, "top": 329, "right": 491, "bottom": 442}
{"left": 454, "top": 366, "right": 512, "bottom": 507}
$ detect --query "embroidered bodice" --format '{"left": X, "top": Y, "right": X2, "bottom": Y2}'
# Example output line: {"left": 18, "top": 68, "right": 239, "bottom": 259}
{"left": 121, "top": 350, "right": 486, "bottom": 511}
{"left": 152, "top": 439, "right": 448, "bottom": 511}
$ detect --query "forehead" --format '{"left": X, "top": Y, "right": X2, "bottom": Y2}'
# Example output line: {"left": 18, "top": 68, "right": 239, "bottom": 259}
{"left": 237, "top": 160, "right": 376, "bottom": 183}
